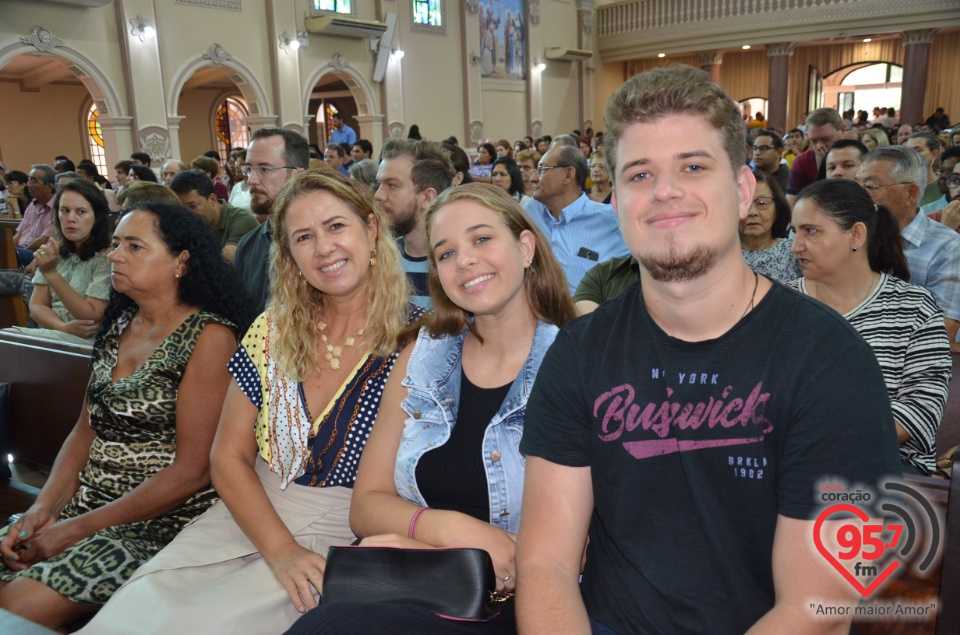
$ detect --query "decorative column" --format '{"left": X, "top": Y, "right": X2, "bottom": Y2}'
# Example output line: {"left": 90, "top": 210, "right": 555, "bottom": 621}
{"left": 462, "top": 0, "right": 483, "bottom": 149}
{"left": 766, "top": 43, "right": 794, "bottom": 134}
{"left": 355, "top": 114, "right": 385, "bottom": 156}
{"left": 266, "top": 0, "right": 304, "bottom": 129}
{"left": 576, "top": 0, "right": 595, "bottom": 135}
{"left": 698, "top": 51, "right": 723, "bottom": 84}
{"left": 246, "top": 115, "right": 280, "bottom": 133}
{"left": 165, "top": 116, "right": 186, "bottom": 161}
{"left": 97, "top": 116, "right": 135, "bottom": 168}
{"left": 115, "top": 2, "right": 169, "bottom": 156}
{"left": 900, "top": 30, "right": 937, "bottom": 127}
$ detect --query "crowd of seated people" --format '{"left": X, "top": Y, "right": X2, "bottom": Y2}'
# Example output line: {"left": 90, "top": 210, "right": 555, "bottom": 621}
{"left": 0, "top": 80, "right": 958, "bottom": 634}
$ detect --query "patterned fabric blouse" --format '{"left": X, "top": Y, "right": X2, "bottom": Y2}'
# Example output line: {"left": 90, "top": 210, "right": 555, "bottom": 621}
{"left": 228, "top": 307, "right": 423, "bottom": 489}
{"left": 742, "top": 235, "right": 802, "bottom": 285}
{"left": 80, "top": 308, "right": 231, "bottom": 543}
{"left": 32, "top": 251, "right": 112, "bottom": 324}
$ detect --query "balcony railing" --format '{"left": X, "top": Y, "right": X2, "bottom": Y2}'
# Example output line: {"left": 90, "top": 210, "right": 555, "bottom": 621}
{"left": 597, "top": 0, "right": 857, "bottom": 37}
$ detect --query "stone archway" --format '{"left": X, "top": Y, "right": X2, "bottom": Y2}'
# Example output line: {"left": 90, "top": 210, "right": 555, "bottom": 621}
{"left": 166, "top": 45, "right": 275, "bottom": 160}
{"left": 302, "top": 55, "right": 382, "bottom": 152}
{"left": 0, "top": 26, "right": 132, "bottom": 165}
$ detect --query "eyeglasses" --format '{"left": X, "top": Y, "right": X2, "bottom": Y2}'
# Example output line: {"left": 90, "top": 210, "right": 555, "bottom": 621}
{"left": 752, "top": 197, "right": 774, "bottom": 209}
{"left": 855, "top": 181, "right": 913, "bottom": 193}
{"left": 752, "top": 145, "right": 777, "bottom": 153}
{"left": 518, "top": 165, "right": 535, "bottom": 172}
{"left": 946, "top": 176, "right": 960, "bottom": 189}
{"left": 536, "top": 165, "right": 568, "bottom": 176}
{"left": 240, "top": 165, "right": 296, "bottom": 178}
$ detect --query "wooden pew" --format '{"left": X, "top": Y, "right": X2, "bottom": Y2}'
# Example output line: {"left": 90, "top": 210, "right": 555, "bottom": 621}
{"left": 0, "top": 227, "right": 28, "bottom": 328}
{"left": 850, "top": 472, "right": 956, "bottom": 635}
{"left": 937, "top": 453, "right": 960, "bottom": 634}
{"left": 0, "top": 330, "right": 91, "bottom": 470}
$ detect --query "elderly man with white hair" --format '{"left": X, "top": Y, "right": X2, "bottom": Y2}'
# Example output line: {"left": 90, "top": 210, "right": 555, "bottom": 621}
{"left": 857, "top": 145, "right": 960, "bottom": 351}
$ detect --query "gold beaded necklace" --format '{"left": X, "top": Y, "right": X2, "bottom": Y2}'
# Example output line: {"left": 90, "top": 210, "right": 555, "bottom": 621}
{"left": 318, "top": 320, "right": 365, "bottom": 370}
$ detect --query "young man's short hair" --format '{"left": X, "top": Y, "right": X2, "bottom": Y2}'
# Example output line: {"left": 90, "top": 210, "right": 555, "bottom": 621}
{"left": 380, "top": 139, "right": 456, "bottom": 196}
{"left": 603, "top": 64, "right": 745, "bottom": 183}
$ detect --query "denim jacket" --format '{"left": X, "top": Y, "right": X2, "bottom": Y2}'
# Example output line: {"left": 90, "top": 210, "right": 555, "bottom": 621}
{"left": 394, "top": 320, "right": 559, "bottom": 534}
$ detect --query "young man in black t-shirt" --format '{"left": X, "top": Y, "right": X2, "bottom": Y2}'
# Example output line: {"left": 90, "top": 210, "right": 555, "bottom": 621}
{"left": 516, "top": 66, "right": 901, "bottom": 634}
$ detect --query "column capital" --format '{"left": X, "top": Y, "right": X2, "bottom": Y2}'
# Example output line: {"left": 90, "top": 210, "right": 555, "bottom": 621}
{"left": 698, "top": 51, "right": 724, "bottom": 67}
{"left": 96, "top": 116, "right": 134, "bottom": 131}
{"left": 247, "top": 115, "right": 279, "bottom": 131}
{"left": 766, "top": 42, "right": 795, "bottom": 58}
{"left": 354, "top": 114, "right": 385, "bottom": 125}
{"left": 901, "top": 29, "right": 938, "bottom": 46}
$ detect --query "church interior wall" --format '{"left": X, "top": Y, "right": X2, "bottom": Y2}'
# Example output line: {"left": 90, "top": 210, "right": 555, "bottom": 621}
{"left": 536, "top": 2, "right": 582, "bottom": 138}
{"left": 1, "top": 1, "right": 955, "bottom": 171}
{"left": 387, "top": 0, "right": 465, "bottom": 142}
{"left": 0, "top": 80, "right": 90, "bottom": 172}
{"left": 176, "top": 87, "right": 224, "bottom": 165}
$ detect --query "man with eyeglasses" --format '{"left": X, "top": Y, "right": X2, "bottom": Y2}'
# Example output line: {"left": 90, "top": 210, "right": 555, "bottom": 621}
{"left": 785, "top": 108, "right": 844, "bottom": 206}
{"left": 857, "top": 146, "right": 960, "bottom": 351}
{"left": 13, "top": 164, "right": 56, "bottom": 268}
{"left": 524, "top": 145, "right": 629, "bottom": 295}
{"left": 751, "top": 131, "right": 789, "bottom": 192}
{"left": 935, "top": 162, "right": 960, "bottom": 233}
{"left": 233, "top": 128, "right": 309, "bottom": 313}
{"left": 921, "top": 147, "right": 960, "bottom": 216}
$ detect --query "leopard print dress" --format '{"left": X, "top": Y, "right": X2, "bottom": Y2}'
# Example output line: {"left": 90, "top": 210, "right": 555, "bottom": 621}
{"left": 0, "top": 308, "right": 230, "bottom": 605}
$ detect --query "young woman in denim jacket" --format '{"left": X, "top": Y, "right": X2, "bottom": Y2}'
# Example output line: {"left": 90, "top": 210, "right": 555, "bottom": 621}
{"left": 287, "top": 184, "right": 577, "bottom": 634}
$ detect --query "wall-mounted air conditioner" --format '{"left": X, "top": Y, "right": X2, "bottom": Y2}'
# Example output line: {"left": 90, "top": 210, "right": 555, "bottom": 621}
{"left": 305, "top": 15, "right": 388, "bottom": 39}
{"left": 544, "top": 47, "right": 594, "bottom": 62}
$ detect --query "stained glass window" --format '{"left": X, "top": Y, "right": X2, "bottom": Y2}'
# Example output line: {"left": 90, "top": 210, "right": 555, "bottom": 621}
{"left": 214, "top": 96, "right": 251, "bottom": 162}
{"left": 86, "top": 103, "right": 107, "bottom": 177}
{"left": 314, "top": 0, "right": 351, "bottom": 13}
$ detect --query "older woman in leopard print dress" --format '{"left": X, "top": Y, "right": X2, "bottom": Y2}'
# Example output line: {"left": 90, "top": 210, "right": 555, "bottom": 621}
{"left": 0, "top": 202, "right": 253, "bottom": 631}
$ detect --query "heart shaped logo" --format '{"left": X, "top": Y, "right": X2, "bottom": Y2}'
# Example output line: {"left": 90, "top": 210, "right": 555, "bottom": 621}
{"left": 813, "top": 503, "right": 900, "bottom": 598}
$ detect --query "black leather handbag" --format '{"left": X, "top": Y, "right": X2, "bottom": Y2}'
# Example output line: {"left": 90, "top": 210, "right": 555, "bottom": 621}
{"left": 322, "top": 546, "right": 504, "bottom": 622}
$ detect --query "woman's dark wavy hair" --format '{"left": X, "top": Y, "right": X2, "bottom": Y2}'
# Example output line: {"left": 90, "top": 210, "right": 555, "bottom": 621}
{"left": 51, "top": 179, "right": 112, "bottom": 260}
{"left": 796, "top": 179, "right": 909, "bottom": 281}
{"left": 751, "top": 169, "right": 792, "bottom": 239}
{"left": 492, "top": 157, "right": 525, "bottom": 200}
{"left": 95, "top": 202, "right": 256, "bottom": 351}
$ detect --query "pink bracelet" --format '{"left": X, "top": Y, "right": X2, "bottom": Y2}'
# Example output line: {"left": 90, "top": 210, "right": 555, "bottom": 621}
{"left": 408, "top": 506, "right": 427, "bottom": 539}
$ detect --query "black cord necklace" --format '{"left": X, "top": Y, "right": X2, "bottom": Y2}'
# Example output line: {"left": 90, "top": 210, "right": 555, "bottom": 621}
{"left": 741, "top": 270, "right": 759, "bottom": 319}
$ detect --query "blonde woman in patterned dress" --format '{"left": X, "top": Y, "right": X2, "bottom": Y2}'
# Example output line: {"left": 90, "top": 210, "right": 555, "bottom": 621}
{"left": 84, "top": 171, "right": 417, "bottom": 634}
{"left": 0, "top": 202, "right": 250, "bottom": 631}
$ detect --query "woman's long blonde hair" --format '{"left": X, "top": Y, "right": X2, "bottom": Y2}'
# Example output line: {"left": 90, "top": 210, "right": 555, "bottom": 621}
{"left": 269, "top": 170, "right": 410, "bottom": 380}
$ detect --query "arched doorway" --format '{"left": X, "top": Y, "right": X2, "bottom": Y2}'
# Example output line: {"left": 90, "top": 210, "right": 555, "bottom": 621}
{"left": 307, "top": 74, "right": 359, "bottom": 152}
{"left": 302, "top": 61, "right": 381, "bottom": 156}
{"left": 175, "top": 66, "right": 251, "bottom": 165}
{"left": 0, "top": 54, "right": 111, "bottom": 173}
{"left": 823, "top": 62, "right": 903, "bottom": 122}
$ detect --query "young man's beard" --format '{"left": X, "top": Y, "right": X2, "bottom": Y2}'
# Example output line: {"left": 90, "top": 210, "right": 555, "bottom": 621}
{"left": 638, "top": 238, "right": 718, "bottom": 283}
